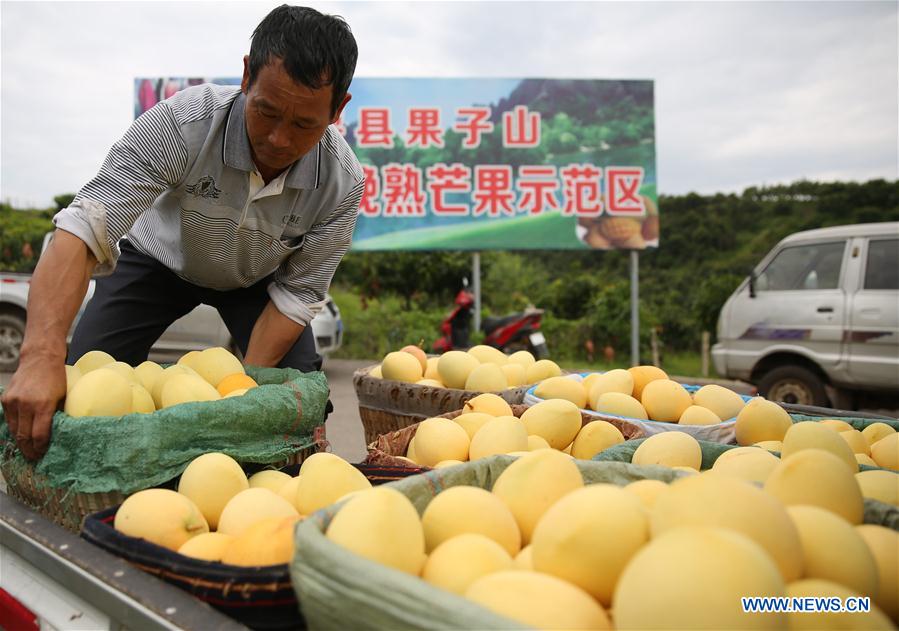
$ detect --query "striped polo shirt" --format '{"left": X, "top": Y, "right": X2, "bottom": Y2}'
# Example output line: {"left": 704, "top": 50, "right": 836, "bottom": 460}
{"left": 54, "top": 83, "right": 364, "bottom": 327}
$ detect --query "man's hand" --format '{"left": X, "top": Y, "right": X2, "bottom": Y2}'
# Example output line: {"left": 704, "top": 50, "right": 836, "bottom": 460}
{"left": 1, "top": 351, "right": 67, "bottom": 460}
{"left": 1, "top": 229, "right": 97, "bottom": 459}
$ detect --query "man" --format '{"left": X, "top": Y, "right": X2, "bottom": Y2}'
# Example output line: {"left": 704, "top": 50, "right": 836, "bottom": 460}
{"left": 2, "top": 5, "right": 363, "bottom": 460}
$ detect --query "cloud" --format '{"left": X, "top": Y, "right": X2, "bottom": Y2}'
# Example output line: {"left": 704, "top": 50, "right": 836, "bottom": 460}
{"left": 1, "top": 1, "right": 896, "bottom": 206}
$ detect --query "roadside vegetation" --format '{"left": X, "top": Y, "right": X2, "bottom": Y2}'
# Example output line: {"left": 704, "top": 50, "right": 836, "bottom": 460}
{"left": 3, "top": 180, "right": 896, "bottom": 377}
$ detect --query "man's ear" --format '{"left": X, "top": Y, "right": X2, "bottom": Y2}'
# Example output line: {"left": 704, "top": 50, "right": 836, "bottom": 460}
{"left": 331, "top": 92, "right": 351, "bottom": 125}
{"left": 241, "top": 55, "right": 251, "bottom": 94}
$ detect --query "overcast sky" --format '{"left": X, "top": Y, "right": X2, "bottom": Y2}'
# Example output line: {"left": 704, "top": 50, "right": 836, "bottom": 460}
{"left": 1, "top": 0, "right": 896, "bottom": 208}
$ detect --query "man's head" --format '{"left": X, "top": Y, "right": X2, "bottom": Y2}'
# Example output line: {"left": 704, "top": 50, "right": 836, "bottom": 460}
{"left": 241, "top": 5, "right": 357, "bottom": 176}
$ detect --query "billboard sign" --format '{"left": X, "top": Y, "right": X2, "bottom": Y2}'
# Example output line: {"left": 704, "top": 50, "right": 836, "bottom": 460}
{"left": 135, "top": 77, "right": 657, "bottom": 251}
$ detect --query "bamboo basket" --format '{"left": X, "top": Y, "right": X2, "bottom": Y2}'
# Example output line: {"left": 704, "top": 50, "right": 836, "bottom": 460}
{"left": 1, "top": 443, "right": 319, "bottom": 533}
{"left": 80, "top": 463, "right": 423, "bottom": 631}
{"left": 353, "top": 364, "right": 533, "bottom": 445}
{"left": 364, "top": 403, "right": 645, "bottom": 469}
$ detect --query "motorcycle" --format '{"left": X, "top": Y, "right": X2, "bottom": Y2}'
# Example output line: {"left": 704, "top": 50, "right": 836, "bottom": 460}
{"left": 432, "top": 280, "right": 549, "bottom": 358}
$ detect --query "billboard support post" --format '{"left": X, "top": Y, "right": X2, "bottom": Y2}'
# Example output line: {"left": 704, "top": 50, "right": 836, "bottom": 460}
{"left": 473, "top": 252, "right": 482, "bottom": 336}
{"left": 630, "top": 250, "right": 640, "bottom": 367}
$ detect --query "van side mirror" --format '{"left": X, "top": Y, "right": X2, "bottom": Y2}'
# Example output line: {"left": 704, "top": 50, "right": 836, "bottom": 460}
{"left": 749, "top": 270, "right": 757, "bottom": 298}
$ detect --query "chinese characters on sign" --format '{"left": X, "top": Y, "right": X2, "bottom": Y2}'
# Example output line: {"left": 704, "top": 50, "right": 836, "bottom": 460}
{"left": 338, "top": 106, "right": 645, "bottom": 220}
{"left": 358, "top": 162, "right": 645, "bottom": 218}
{"left": 351, "top": 105, "right": 539, "bottom": 149}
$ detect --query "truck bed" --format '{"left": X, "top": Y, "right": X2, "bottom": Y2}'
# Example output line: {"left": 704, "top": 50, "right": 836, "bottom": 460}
{"left": 0, "top": 493, "right": 247, "bottom": 630}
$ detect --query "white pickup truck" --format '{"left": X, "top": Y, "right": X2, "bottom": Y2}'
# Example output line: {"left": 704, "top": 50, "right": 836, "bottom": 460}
{"left": 0, "top": 233, "right": 343, "bottom": 372}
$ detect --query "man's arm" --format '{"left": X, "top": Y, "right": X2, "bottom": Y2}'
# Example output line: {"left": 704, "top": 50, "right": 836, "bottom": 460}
{"left": 243, "top": 300, "right": 305, "bottom": 367}
{"left": 2, "top": 99, "right": 188, "bottom": 460}
{"left": 266, "top": 178, "right": 364, "bottom": 329}
{"left": 0, "top": 231, "right": 97, "bottom": 459}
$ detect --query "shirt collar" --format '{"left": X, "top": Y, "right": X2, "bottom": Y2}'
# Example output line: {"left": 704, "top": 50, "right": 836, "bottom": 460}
{"left": 224, "top": 91, "right": 321, "bottom": 190}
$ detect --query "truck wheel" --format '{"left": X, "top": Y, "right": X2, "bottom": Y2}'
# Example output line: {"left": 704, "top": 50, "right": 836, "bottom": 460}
{"left": 758, "top": 365, "right": 829, "bottom": 407}
{"left": 0, "top": 312, "right": 26, "bottom": 372}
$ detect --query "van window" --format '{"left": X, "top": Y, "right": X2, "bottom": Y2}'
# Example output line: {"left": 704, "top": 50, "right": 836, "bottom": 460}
{"left": 864, "top": 239, "right": 899, "bottom": 290}
{"left": 756, "top": 241, "right": 845, "bottom": 291}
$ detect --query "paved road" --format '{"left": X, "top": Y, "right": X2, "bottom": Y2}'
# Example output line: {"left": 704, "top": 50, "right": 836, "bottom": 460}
{"left": 322, "top": 358, "right": 374, "bottom": 462}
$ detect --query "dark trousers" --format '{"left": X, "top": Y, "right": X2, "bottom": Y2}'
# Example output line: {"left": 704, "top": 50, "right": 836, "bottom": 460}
{"left": 68, "top": 240, "right": 322, "bottom": 373}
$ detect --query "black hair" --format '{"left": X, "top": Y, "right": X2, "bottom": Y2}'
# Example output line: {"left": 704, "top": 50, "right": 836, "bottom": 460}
{"left": 248, "top": 5, "right": 358, "bottom": 116}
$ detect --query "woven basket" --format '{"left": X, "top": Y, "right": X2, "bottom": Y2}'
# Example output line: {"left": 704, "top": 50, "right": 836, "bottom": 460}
{"left": 81, "top": 463, "right": 423, "bottom": 631}
{"left": 2, "top": 442, "right": 319, "bottom": 534}
{"left": 364, "top": 403, "right": 645, "bottom": 469}
{"left": 353, "top": 364, "right": 533, "bottom": 445}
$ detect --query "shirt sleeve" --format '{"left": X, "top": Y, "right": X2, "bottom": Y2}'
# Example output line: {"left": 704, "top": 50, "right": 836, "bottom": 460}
{"left": 267, "top": 178, "right": 364, "bottom": 327}
{"left": 53, "top": 102, "right": 188, "bottom": 275}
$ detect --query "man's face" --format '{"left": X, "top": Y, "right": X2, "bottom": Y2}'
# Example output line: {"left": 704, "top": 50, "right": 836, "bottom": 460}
{"left": 241, "top": 56, "right": 349, "bottom": 175}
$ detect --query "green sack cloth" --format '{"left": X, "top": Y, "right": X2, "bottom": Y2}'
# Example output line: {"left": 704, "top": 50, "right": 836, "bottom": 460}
{"left": 291, "top": 457, "right": 707, "bottom": 631}
{"left": 788, "top": 413, "right": 899, "bottom": 431}
{"left": 292, "top": 456, "right": 899, "bottom": 631}
{"left": 593, "top": 435, "right": 889, "bottom": 472}
{"left": 0, "top": 367, "right": 328, "bottom": 494}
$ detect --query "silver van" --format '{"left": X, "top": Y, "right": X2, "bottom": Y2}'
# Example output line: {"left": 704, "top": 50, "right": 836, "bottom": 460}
{"left": 712, "top": 222, "right": 898, "bottom": 407}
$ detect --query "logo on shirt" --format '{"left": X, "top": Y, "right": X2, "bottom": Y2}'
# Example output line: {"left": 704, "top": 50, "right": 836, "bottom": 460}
{"left": 186, "top": 176, "right": 221, "bottom": 199}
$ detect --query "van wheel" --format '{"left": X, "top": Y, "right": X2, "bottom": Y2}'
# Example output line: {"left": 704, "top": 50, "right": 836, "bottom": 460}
{"left": 0, "top": 312, "right": 26, "bottom": 372}
{"left": 758, "top": 365, "right": 829, "bottom": 407}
